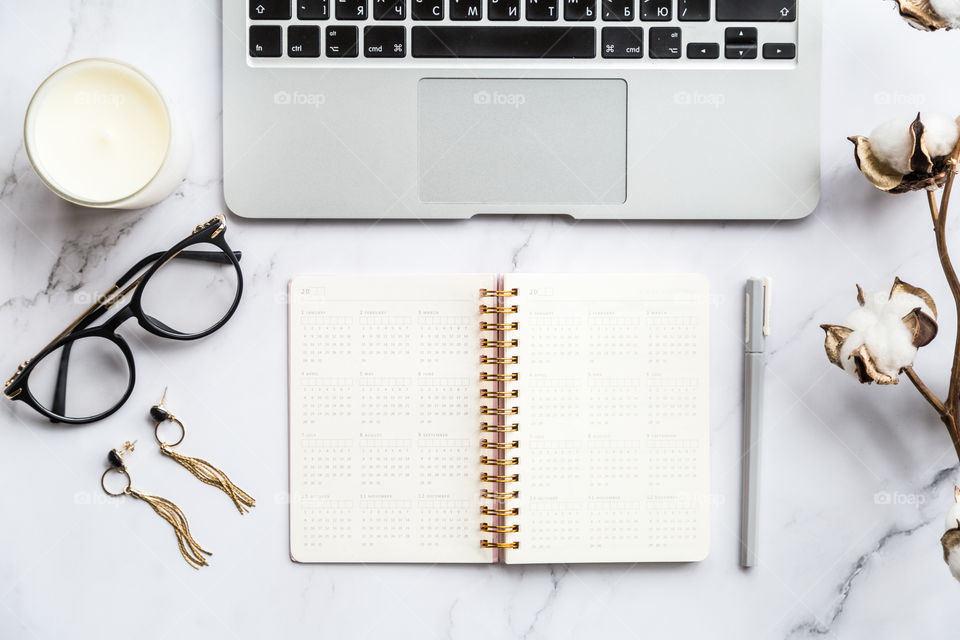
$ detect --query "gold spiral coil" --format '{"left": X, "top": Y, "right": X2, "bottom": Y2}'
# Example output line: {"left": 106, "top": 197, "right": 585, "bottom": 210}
{"left": 481, "top": 372, "right": 519, "bottom": 382}
{"left": 482, "top": 490, "right": 519, "bottom": 500}
{"left": 481, "top": 406, "right": 518, "bottom": 416}
{"left": 480, "top": 322, "right": 519, "bottom": 331}
{"left": 482, "top": 339, "right": 518, "bottom": 349}
{"left": 481, "top": 439, "right": 519, "bottom": 450}
{"left": 481, "top": 422, "right": 519, "bottom": 433}
{"left": 481, "top": 541, "right": 520, "bottom": 549}
{"left": 479, "top": 284, "right": 520, "bottom": 553}
{"left": 481, "top": 473, "right": 519, "bottom": 483}
{"left": 481, "top": 389, "right": 519, "bottom": 399}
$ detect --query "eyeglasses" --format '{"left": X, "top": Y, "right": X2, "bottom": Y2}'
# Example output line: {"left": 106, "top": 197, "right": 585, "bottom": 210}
{"left": 3, "top": 215, "right": 243, "bottom": 424}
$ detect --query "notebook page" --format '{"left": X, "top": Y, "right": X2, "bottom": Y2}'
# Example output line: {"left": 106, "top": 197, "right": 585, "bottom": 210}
{"left": 502, "top": 274, "right": 710, "bottom": 564}
{"left": 289, "top": 275, "right": 495, "bottom": 563}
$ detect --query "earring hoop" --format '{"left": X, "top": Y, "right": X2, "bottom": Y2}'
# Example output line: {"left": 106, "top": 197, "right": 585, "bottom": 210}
{"left": 154, "top": 417, "right": 185, "bottom": 447}
{"left": 101, "top": 467, "right": 131, "bottom": 497}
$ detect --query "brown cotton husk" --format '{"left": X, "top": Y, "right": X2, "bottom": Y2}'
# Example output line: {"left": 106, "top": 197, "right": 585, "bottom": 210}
{"left": 902, "top": 307, "right": 939, "bottom": 347}
{"left": 820, "top": 325, "right": 853, "bottom": 369}
{"left": 891, "top": 277, "right": 939, "bottom": 318}
{"left": 849, "top": 344, "right": 900, "bottom": 385}
{"left": 895, "top": 0, "right": 952, "bottom": 30}
{"left": 849, "top": 135, "right": 906, "bottom": 191}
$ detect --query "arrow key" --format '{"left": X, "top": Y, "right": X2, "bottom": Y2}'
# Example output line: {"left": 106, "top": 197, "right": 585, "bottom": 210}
{"left": 724, "top": 26, "right": 757, "bottom": 59}
{"left": 762, "top": 42, "right": 796, "bottom": 59}
{"left": 686, "top": 42, "right": 719, "bottom": 59}
{"left": 250, "top": 0, "right": 292, "bottom": 19}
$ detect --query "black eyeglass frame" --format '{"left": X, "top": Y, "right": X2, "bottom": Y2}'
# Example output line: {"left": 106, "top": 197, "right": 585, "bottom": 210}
{"left": 3, "top": 215, "right": 243, "bottom": 425}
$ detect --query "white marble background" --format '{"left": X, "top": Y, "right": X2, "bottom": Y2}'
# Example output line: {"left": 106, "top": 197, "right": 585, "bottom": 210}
{"left": 1, "top": 0, "right": 960, "bottom": 638}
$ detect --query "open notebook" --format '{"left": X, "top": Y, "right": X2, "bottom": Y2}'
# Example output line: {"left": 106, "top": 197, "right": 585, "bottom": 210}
{"left": 288, "top": 274, "right": 710, "bottom": 564}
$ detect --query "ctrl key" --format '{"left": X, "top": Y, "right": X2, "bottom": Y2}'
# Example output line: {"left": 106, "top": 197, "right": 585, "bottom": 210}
{"left": 326, "top": 25, "right": 359, "bottom": 57}
{"left": 601, "top": 27, "right": 643, "bottom": 58}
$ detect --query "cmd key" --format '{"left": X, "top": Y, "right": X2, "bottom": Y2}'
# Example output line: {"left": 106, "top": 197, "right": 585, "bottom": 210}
{"left": 716, "top": 0, "right": 795, "bottom": 21}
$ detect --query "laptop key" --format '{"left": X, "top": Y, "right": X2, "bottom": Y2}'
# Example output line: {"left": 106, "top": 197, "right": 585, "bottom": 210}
{"left": 364, "top": 26, "right": 406, "bottom": 56}
{"left": 564, "top": 0, "right": 596, "bottom": 21}
{"left": 526, "top": 0, "right": 559, "bottom": 20}
{"left": 725, "top": 26, "right": 757, "bottom": 59}
{"left": 763, "top": 42, "right": 796, "bottom": 59}
{"left": 602, "top": 0, "right": 633, "bottom": 21}
{"left": 326, "top": 25, "right": 359, "bottom": 56}
{"left": 648, "top": 26, "right": 681, "bottom": 58}
{"left": 412, "top": 0, "right": 444, "bottom": 19}
{"left": 249, "top": 26, "right": 283, "bottom": 56}
{"left": 336, "top": 0, "right": 368, "bottom": 19}
{"left": 678, "top": 0, "right": 708, "bottom": 21}
{"left": 373, "top": 0, "right": 405, "bottom": 19}
{"left": 686, "top": 42, "right": 719, "bottom": 58}
{"left": 640, "top": 0, "right": 671, "bottom": 21}
{"left": 250, "top": 0, "right": 292, "bottom": 19}
{"left": 716, "top": 0, "right": 795, "bottom": 22}
{"left": 298, "top": 0, "right": 330, "bottom": 18}
{"left": 601, "top": 27, "right": 643, "bottom": 58}
{"left": 288, "top": 26, "right": 322, "bottom": 56}
{"left": 451, "top": 0, "right": 483, "bottom": 19}
{"left": 489, "top": 0, "right": 521, "bottom": 20}
{"left": 411, "top": 26, "right": 595, "bottom": 57}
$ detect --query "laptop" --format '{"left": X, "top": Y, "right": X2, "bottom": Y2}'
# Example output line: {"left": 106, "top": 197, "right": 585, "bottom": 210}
{"left": 223, "top": 0, "right": 820, "bottom": 219}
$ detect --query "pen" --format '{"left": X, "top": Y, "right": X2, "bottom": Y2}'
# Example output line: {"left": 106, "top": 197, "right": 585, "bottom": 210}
{"left": 741, "top": 277, "right": 771, "bottom": 569}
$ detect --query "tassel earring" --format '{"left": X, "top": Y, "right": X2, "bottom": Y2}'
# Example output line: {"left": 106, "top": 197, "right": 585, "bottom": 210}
{"left": 101, "top": 441, "right": 212, "bottom": 569}
{"left": 150, "top": 390, "right": 256, "bottom": 514}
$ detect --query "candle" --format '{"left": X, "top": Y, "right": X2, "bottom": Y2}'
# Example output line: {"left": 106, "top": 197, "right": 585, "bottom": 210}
{"left": 24, "top": 58, "right": 190, "bottom": 209}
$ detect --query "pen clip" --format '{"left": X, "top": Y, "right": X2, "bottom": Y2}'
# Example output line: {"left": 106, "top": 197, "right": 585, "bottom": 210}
{"left": 761, "top": 277, "right": 772, "bottom": 337}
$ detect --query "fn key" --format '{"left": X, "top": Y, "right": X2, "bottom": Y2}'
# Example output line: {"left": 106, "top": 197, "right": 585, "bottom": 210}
{"left": 364, "top": 26, "right": 406, "bottom": 57}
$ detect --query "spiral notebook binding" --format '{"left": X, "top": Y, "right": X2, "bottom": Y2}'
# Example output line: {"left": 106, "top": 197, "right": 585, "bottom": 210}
{"left": 479, "top": 286, "right": 520, "bottom": 552}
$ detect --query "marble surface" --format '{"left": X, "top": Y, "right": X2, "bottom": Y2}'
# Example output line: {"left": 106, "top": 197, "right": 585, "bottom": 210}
{"left": 2, "top": 1, "right": 960, "bottom": 638}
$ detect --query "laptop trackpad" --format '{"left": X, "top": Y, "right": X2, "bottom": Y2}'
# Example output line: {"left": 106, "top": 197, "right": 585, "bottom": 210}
{"left": 418, "top": 79, "right": 626, "bottom": 205}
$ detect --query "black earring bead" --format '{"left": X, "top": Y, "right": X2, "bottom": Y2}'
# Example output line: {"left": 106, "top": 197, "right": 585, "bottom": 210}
{"left": 150, "top": 405, "right": 170, "bottom": 422}
{"left": 108, "top": 449, "right": 125, "bottom": 468}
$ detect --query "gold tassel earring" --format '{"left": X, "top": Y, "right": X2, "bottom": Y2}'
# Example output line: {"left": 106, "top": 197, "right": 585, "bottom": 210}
{"left": 150, "top": 390, "right": 256, "bottom": 514}
{"left": 101, "top": 441, "right": 212, "bottom": 569}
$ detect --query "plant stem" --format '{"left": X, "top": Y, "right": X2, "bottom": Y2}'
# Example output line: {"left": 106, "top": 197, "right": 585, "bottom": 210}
{"left": 904, "top": 365, "right": 947, "bottom": 415}
{"left": 922, "top": 149, "right": 960, "bottom": 465}
{"left": 933, "top": 160, "right": 960, "bottom": 416}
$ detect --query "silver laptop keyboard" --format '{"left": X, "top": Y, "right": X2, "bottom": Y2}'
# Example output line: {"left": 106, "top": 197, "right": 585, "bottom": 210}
{"left": 247, "top": 0, "right": 797, "bottom": 62}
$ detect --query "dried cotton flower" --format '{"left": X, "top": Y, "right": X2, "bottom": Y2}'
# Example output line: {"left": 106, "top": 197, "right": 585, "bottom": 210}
{"left": 895, "top": 0, "right": 960, "bottom": 30}
{"left": 821, "top": 279, "right": 938, "bottom": 384}
{"left": 849, "top": 113, "right": 960, "bottom": 192}
{"left": 942, "top": 487, "right": 960, "bottom": 581}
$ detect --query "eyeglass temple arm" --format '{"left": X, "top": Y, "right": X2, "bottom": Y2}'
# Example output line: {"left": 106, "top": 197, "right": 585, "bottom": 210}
{"left": 49, "top": 249, "right": 242, "bottom": 419}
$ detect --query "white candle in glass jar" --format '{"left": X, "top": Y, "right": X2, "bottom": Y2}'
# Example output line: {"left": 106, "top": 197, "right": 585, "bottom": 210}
{"left": 24, "top": 58, "right": 191, "bottom": 209}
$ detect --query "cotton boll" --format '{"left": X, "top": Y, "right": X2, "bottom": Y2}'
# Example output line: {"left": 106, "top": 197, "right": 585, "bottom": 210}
{"left": 931, "top": 0, "right": 960, "bottom": 26}
{"left": 920, "top": 112, "right": 960, "bottom": 158}
{"left": 869, "top": 119, "right": 914, "bottom": 174}
{"left": 945, "top": 498, "right": 960, "bottom": 532}
{"left": 837, "top": 289, "right": 927, "bottom": 379}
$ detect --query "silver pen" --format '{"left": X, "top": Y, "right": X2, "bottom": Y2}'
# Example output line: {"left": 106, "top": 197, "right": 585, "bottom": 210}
{"left": 741, "top": 277, "right": 771, "bottom": 568}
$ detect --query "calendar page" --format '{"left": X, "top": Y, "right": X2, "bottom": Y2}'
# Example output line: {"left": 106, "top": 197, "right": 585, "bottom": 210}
{"left": 503, "top": 274, "right": 710, "bottom": 564}
{"left": 289, "top": 275, "right": 496, "bottom": 563}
